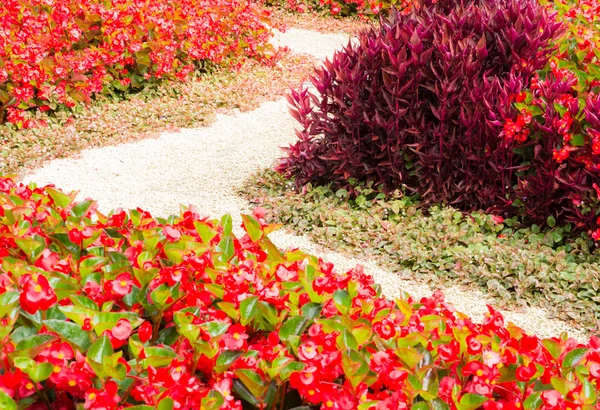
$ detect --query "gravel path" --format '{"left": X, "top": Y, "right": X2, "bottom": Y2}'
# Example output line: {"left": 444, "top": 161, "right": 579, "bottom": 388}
{"left": 24, "top": 28, "right": 587, "bottom": 341}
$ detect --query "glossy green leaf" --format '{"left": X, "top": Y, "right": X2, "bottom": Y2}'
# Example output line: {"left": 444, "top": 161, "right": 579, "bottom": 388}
{"left": 234, "top": 369, "right": 267, "bottom": 400}
{"left": 0, "top": 391, "right": 16, "bottom": 410}
{"left": 87, "top": 335, "right": 113, "bottom": 364}
{"left": 333, "top": 289, "right": 351, "bottom": 314}
{"left": 561, "top": 347, "right": 588, "bottom": 368}
{"left": 458, "top": 393, "right": 488, "bottom": 410}
{"left": 215, "top": 350, "right": 244, "bottom": 373}
{"left": 44, "top": 319, "right": 92, "bottom": 351}
{"left": 240, "top": 296, "right": 258, "bottom": 326}
{"left": 242, "top": 214, "right": 263, "bottom": 242}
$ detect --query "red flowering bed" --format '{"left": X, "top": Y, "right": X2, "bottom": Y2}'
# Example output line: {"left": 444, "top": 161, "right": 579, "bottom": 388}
{"left": 0, "top": 0, "right": 275, "bottom": 128}
{"left": 0, "top": 178, "right": 598, "bottom": 409}
{"left": 265, "top": 0, "right": 410, "bottom": 18}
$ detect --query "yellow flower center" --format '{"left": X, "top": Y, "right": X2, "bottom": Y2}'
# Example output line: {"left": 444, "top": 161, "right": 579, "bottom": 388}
{"left": 68, "top": 380, "right": 76, "bottom": 387}
{"left": 34, "top": 284, "right": 42, "bottom": 293}
{"left": 89, "top": 393, "right": 96, "bottom": 400}
{"left": 306, "top": 347, "right": 313, "bottom": 353}
{"left": 233, "top": 333, "right": 240, "bottom": 340}
{"left": 326, "top": 401, "right": 334, "bottom": 408}
{"left": 57, "top": 352, "right": 65, "bottom": 359}
{"left": 53, "top": 365, "right": 61, "bottom": 373}
{"left": 26, "top": 383, "right": 34, "bottom": 390}
{"left": 120, "top": 280, "right": 127, "bottom": 287}
{"left": 308, "top": 390, "right": 315, "bottom": 396}
{"left": 476, "top": 369, "right": 483, "bottom": 377}
{"left": 305, "top": 372, "right": 312, "bottom": 378}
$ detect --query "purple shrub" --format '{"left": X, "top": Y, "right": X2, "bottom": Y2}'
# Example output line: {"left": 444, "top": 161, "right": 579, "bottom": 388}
{"left": 278, "top": 0, "right": 561, "bottom": 214}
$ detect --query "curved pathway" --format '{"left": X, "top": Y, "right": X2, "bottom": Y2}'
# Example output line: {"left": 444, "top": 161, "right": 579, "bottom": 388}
{"left": 24, "top": 28, "right": 587, "bottom": 341}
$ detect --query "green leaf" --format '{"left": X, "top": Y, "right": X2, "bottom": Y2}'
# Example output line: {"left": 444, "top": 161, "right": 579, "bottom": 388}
{"left": 50, "top": 233, "right": 81, "bottom": 259}
{"left": 220, "top": 214, "right": 233, "bottom": 237}
{"left": 333, "top": 289, "right": 352, "bottom": 314}
{"left": 242, "top": 214, "right": 263, "bottom": 242}
{"left": 14, "top": 237, "right": 44, "bottom": 261}
{"left": 10, "top": 327, "right": 37, "bottom": 344}
{"left": 234, "top": 369, "right": 267, "bottom": 400}
{"left": 301, "top": 302, "right": 322, "bottom": 319}
{"left": 233, "top": 379, "right": 261, "bottom": 407}
{"left": 240, "top": 296, "right": 258, "bottom": 326}
{"left": 44, "top": 319, "right": 92, "bottom": 351}
{"left": 13, "top": 334, "right": 57, "bottom": 358}
{"left": 216, "top": 236, "right": 234, "bottom": 262}
{"left": 141, "top": 346, "right": 177, "bottom": 368}
{"left": 570, "top": 134, "right": 585, "bottom": 147}
{"left": 542, "top": 339, "right": 563, "bottom": 360}
{"left": 13, "top": 357, "right": 36, "bottom": 372}
{"left": 29, "top": 362, "right": 54, "bottom": 383}
{"left": 71, "top": 200, "right": 95, "bottom": 219}
{"left": 87, "top": 335, "right": 113, "bottom": 364}
{"left": 523, "top": 392, "right": 542, "bottom": 410}
{"left": 215, "top": 350, "right": 244, "bottom": 373}
{"left": 0, "top": 391, "right": 16, "bottom": 410}
{"left": 78, "top": 257, "right": 107, "bottom": 277}
{"left": 551, "top": 377, "right": 576, "bottom": 396}
{"left": 202, "top": 322, "right": 230, "bottom": 338}
{"left": 201, "top": 390, "right": 225, "bottom": 410}
{"left": 279, "top": 316, "right": 310, "bottom": 343}
{"left": 546, "top": 215, "right": 556, "bottom": 228}
{"left": 458, "top": 393, "right": 488, "bottom": 410}
{"left": 194, "top": 221, "right": 218, "bottom": 244}
{"left": 336, "top": 329, "right": 358, "bottom": 350}
{"left": 341, "top": 349, "right": 369, "bottom": 389}
{"left": 561, "top": 347, "right": 588, "bottom": 368}
{"left": 158, "top": 398, "right": 174, "bottom": 410}
{"left": 46, "top": 187, "right": 72, "bottom": 209}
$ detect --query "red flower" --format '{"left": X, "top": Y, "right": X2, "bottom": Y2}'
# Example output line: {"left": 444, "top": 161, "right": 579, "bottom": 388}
{"left": 84, "top": 381, "right": 119, "bottom": 410}
{"left": 138, "top": 321, "right": 153, "bottom": 343}
{"left": 541, "top": 390, "right": 566, "bottom": 410}
{"left": 19, "top": 273, "right": 57, "bottom": 314}
{"left": 106, "top": 319, "right": 132, "bottom": 349}
{"left": 373, "top": 319, "right": 396, "bottom": 340}
{"left": 515, "top": 362, "right": 537, "bottom": 382}
{"left": 106, "top": 273, "right": 133, "bottom": 298}
{"left": 438, "top": 340, "right": 460, "bottom": 362}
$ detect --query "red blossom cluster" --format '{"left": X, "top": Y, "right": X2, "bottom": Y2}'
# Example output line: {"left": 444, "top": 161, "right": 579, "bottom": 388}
{"left": 1, "top": 178, "right": 600, "bottom": 409}
{"left": 495, "top": 0, "right": 600, "bottom": 236}
{"left": 0, "top": 0, "right": 276, "bottom": 127}
{"left": 268, "top": 0, "right": 411, "bottom": 19}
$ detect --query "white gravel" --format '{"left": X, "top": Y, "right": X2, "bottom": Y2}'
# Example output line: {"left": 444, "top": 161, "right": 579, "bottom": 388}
{"left": 23, "top": 29, "right": 588, "bottom": 342}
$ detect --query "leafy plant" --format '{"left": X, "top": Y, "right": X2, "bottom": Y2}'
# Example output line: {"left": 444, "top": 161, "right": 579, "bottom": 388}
{"left": 278, "top": 0, "right": 567, "bottom": 224}
{"left": 0, "top": 0, "right": 277, "bottom": 126}
{"left": 1, "top": 177, "right": 599, "bottom": 409}
{"left": 499, "top": 0, "right": 600, "bottom": 238}
{"left": 241, "top": 169, "right": 600, "bottom": 331}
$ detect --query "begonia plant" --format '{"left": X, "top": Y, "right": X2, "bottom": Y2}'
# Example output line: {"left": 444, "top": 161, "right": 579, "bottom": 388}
{"left": 0, "top": 178, "right": 599, "bottom": 409}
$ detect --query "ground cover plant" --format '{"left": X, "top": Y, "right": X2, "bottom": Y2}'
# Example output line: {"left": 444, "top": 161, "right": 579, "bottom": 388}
{"left": 276, "top": 0, "right": 600, "bottom": 239}
{"left": 1, "top": 178, "right": 600, "bottom": 409}
{"left": 240, "top": 169, "right": 600, "bottom": 331}
{"left": 0, "top": 0, "right": 276, "bottom": 127}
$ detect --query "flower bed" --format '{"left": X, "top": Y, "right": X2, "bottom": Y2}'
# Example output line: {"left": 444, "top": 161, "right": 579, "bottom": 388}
{"left": 0, "top": 177, "right": 599, "bottom": 409}
{"left": 0, "top": 0, "right": 276, "bottom": 127}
